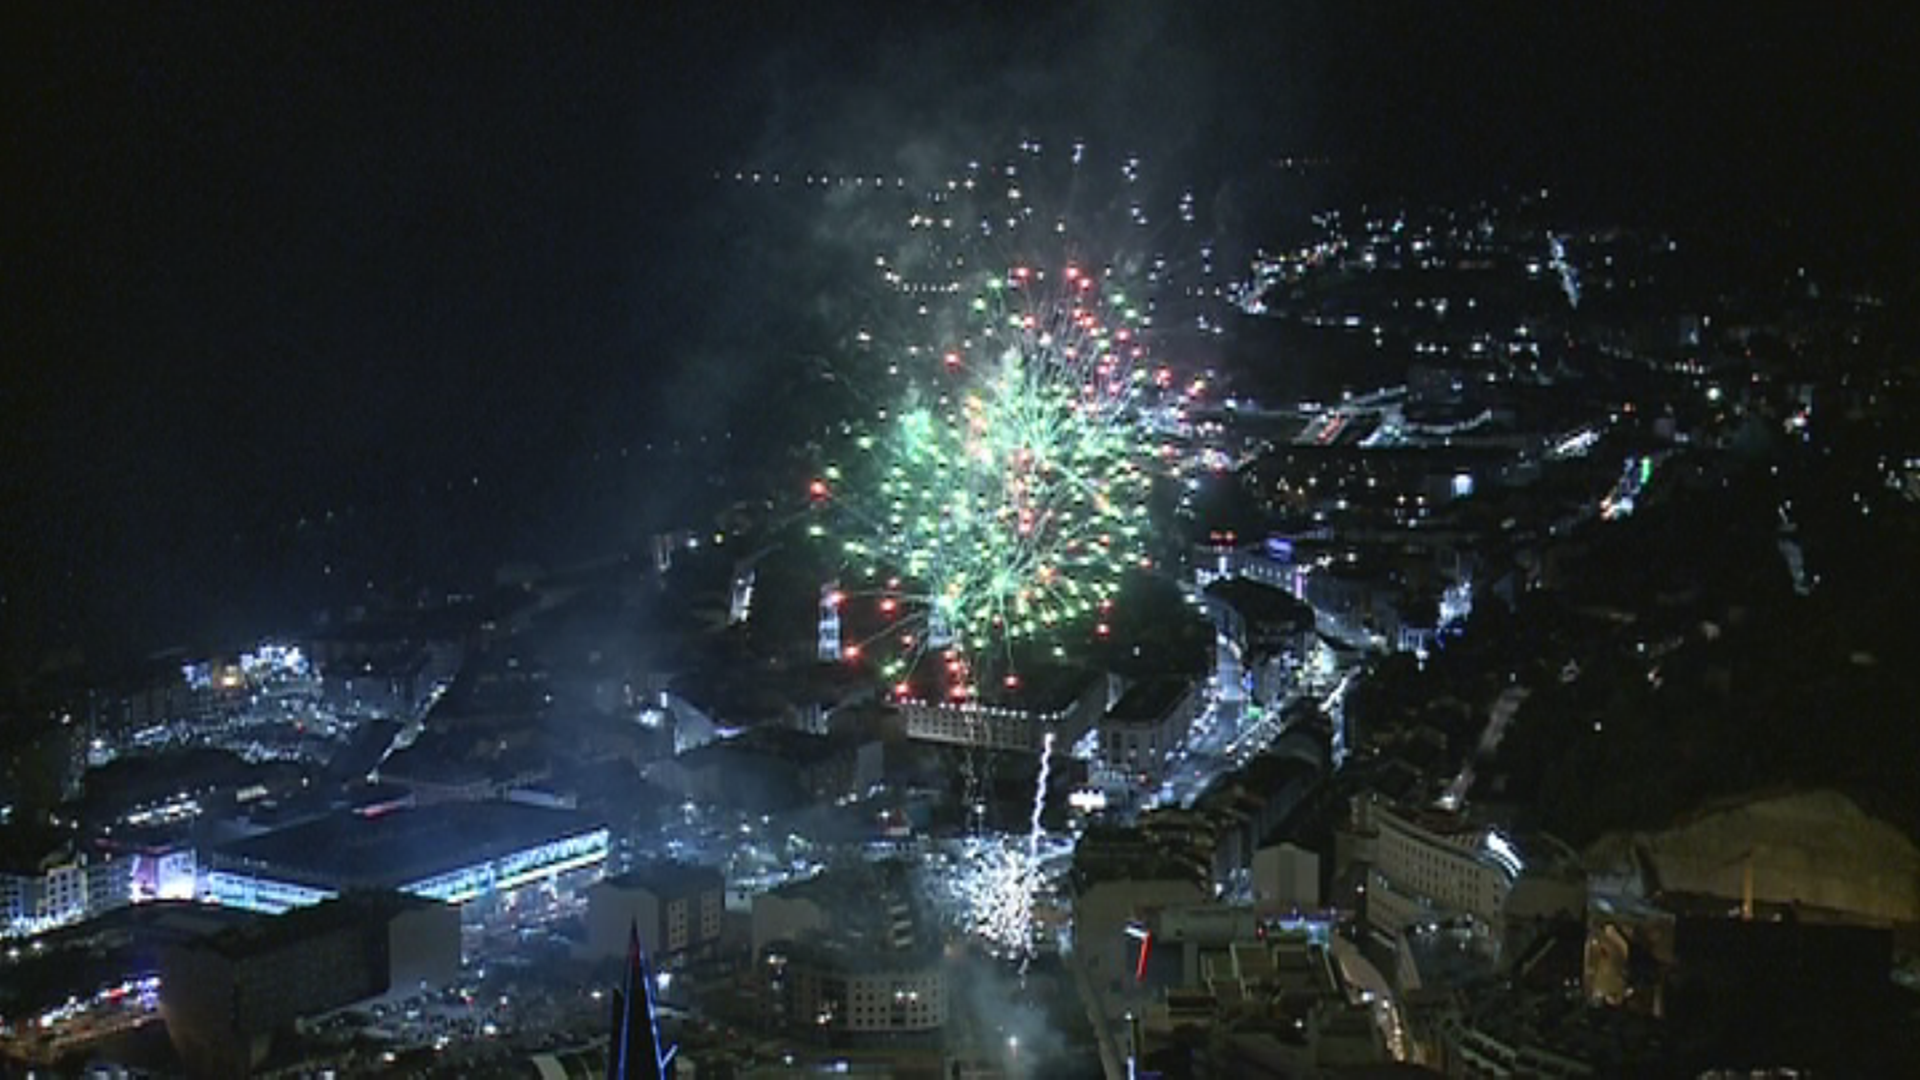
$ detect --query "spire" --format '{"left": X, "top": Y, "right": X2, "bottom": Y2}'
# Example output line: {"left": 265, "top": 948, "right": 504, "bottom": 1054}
{"left": 608, "top": 921, "right": 676, "bottom": 1080}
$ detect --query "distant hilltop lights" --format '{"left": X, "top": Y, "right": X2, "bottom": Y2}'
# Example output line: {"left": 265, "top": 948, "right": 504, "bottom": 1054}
{"left": 182, "top": 640, "right": 313, "bottom": 691}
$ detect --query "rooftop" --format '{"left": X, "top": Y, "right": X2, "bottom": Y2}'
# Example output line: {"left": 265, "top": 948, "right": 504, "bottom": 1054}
{"left": 599, "top": 859, "right": 724, "bottom": 898}
{"left": 1108, "top": 676, "right": 1195, "bottom": 724}
{"left": 197, "top": 890, "right": 447, "bottom": 961}
{"left": 1204, "top": 577, "right": 1316, "bottom": 630}
{"left": 1074, "top": 825, "right": 1209, "bottom": 889}
{"left": 896, "top": 659, "right": 1101, "bottom": 714}
{"left": 210, "top": 800, "right": 605, "bottom": 890}
{"left": 764, "top": 861, "right": 931, "bottom": 961}
{"left": 778, "top": 931, "right": 942, "bottom": 972}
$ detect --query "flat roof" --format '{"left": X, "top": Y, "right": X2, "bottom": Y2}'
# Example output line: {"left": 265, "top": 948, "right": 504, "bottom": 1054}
{"left": 1204, "top": 577, "right": 1315, "bottom": 629}
{"left": 779, "top": 933, "right": 942, "bottom": 972}
{"left": 200, "top": 891, "right": 447, "bottom": 960}
{"left": 210, "top": 800, "right": 605, "bottom": 891}
{"left": 896, "top": 659, "right": 1100, "bottom": 713}
{"left": 685, "top": 726, "right": 843, "bottom": 765}
{"left": 1108, "top": 677, "right": 1194, "bottom": 723}
{"left": 599, "top": 860, "right": 723, "bottom": 898}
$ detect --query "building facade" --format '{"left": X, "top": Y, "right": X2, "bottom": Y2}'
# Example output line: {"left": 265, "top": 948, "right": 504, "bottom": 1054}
{"left": 587, "top": 861, "right": 725, "bottom": 962}
{"left": 771, "top": 941, "right": 948, "bottom": 1038}
{"left": 897, "top": 669, "right": 1108, "bottom": 753}
{"left": 1098, "top": 677, "right": 1199, "bottom": 787}
{"left": 161, "top": 892, "right": 459, "bottom": 1077}
{"left": 1352, "top": 796, "right": 1559, "bottom": 960}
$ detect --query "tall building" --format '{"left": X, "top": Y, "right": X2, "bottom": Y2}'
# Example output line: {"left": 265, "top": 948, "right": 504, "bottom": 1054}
{"left": 754, "top": 862, "right": 947, "bottom": 1041}
{"left": 1131, "top": 916, "right": 1390, "bottom": 1076}
{"left": 587, "top": 861, "right": 725, "bottom": 963}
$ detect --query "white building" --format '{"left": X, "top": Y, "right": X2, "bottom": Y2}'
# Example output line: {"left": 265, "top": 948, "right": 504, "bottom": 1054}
{"left": 586, "top": 861, "right": 725, "bottom": 962}
{"left": 1097, "top": 677, "right": 1199, "bottom": 787}
{"left": 1359, "top": 798, "right": 1511, "bottom": 939}
{"left": 897, "top": 668, "right": 1109, "bottom": 753}
{"left": 0, "top": 855, "right": 89, "bottom": 938}
{"left": 1351, "top": 796, "right": 1581, "bottom": 961}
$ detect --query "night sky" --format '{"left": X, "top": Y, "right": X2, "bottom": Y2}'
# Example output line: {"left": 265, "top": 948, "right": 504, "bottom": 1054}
{"left": 4, "top": 3, "right": 1913, "bottom": 671}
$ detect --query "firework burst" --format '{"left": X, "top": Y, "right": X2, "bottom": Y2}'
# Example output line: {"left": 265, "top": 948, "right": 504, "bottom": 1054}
{"left": 834, "top": 265, "right": 1157, "bottom": 687}
{"left": 806, "top": 144, "right": 1224, "bottom": 696}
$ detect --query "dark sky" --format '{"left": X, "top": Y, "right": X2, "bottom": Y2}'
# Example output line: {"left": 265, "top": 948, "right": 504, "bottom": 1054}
{"left": 3, "top": 2, "right": 1913, "bottom": 670}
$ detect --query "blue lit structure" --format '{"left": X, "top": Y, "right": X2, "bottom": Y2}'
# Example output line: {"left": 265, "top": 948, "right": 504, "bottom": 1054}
{"left": 203, "top": 801, "right": 608, "bottom": 914}
{"left": 609, "top": 922, "right": 676, "bottom": 1080}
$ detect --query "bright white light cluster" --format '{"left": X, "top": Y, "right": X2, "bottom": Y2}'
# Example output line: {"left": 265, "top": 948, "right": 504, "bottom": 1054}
{"left": 1483, "top": 829, "right": 1525, "bottom": 880}
{"left": 931, "top": 734, "right": 1067, "bottom": 965}
{"left": 240, "top": 642, "right": 310, "bottom": 679}
{"left": 955, "top": 834, "right": 1046, "bottom": 959}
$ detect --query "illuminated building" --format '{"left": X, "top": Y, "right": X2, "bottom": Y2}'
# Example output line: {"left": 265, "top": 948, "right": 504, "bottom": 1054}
{"left": 895, "top": 666, "right": 1108, "bottom": 753}
{"left": 0, "top": 831, "right": 151, "bottom": 938}
{"left": 1351, "top": 796, "right": 1583, "bottom": 961}
{"left": 817, "top": 581, "right": 843, "bottom": 663}
{"left": 0, "top": 851, "right": 89, "bottom": 939}
{"left": 132, "top": 843, "right": 198, "bottom": 903}
{"left": 202, "top": 800, "right": 608, "bottom": 915}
